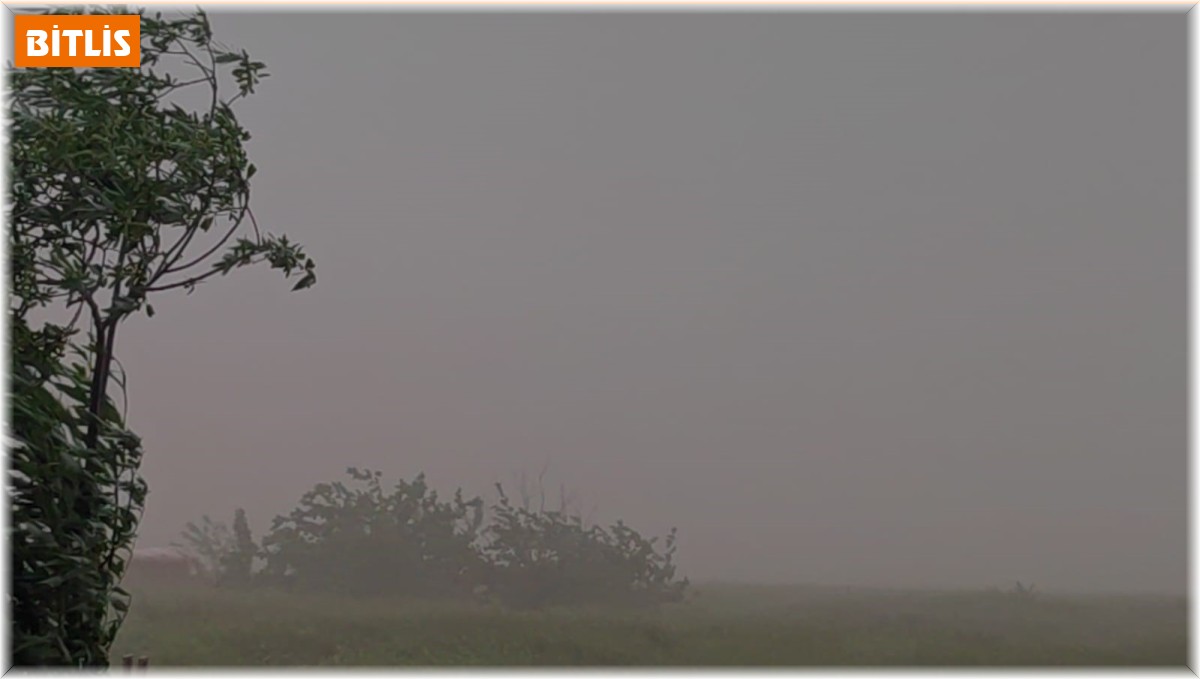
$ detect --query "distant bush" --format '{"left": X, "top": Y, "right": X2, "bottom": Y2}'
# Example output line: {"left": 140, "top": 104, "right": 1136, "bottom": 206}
{"left": 184, "top": 468, "right": 689, "bottom": 609}
{"left": 258, "top": 469, "right": 486, "bottom": 599}
{"left": 479, "top": 484, "right": 688, "bottom": 609}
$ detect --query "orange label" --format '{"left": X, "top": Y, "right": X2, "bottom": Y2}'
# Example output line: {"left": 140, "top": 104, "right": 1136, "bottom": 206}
{"left": 14, "top": 15, "right": 140, "bottom": 68}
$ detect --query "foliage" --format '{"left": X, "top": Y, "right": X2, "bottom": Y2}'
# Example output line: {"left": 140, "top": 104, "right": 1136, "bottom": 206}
{"left": 174, "top": 514, "right": 233, "bottom": 581}
{"left": 222, "top": 508, "right": 258, "bottom": 587}
{"left": 11, "top": 5, "right": 315, "bottom": 336}
{"left": 9, "top": 317, "right": 147, "bottom": 666}
{"left": 175, "top": 509, "right": 257, "bottom": 586}
{"left": 9, "top": 5, "right": 315, "bottom": 666}
{"left": 480, "top": 485, "right": 688, "bottom": 609}
{"left": 236, "top": 468, "right": 687, "bottom": 610}
{"left": 259, "top": 469, "right": 486, "bottom": 599}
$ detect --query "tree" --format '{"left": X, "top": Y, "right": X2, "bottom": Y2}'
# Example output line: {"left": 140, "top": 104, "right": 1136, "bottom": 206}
{"left": 221, "top": 508, "right": 257, "bottom": 587}
{"left": 174, "top": 514, "right": 233, "bottom": 582}
{"left": 9, "top": 315, "right": 146, "bottom": 666}
{"left": 174, "top": 508, "right": 257, "bottom": 586}
{"left": 9, "top": 6, "right": 315, "bottom": 666}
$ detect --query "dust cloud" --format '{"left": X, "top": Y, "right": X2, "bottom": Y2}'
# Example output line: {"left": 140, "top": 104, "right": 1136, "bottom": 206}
{"left": 117, "top": 11, "right": 1184, "bottom": 596}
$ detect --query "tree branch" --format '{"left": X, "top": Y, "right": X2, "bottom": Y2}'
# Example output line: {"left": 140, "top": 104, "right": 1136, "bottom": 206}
{"left": 144, "top": 264, "right": 225, "bottom": 293}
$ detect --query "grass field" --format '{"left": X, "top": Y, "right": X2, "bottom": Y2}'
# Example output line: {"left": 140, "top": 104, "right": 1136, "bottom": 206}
{"left": 111, "top": 582, "right": 1187, "bottom": 666}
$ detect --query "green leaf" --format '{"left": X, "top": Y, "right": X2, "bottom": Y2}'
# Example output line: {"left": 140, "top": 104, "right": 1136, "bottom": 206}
{"left": 291, "top": 271, "right": 316, "bottom": 291}
{"left": 9, "top": 8, "right": 316, "bottom": 665}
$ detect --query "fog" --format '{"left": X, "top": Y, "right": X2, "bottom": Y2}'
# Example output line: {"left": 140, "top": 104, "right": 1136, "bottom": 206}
{"left": 117, "top": 11, "right": 1185, "bottom": 595}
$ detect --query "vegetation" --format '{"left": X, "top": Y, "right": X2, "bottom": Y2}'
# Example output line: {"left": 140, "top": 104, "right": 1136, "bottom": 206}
{"left": 482, "top": 484, "right": 686, "bottom": 609}
{"left": 10, "top": 5, "right": 1181, "bottom": 671}
{"left": 177, "top": 469, "right": 689, "bottom": 610}
{"left": 222, "top": 509, "right": 258, "bottom": 588}
{"left": 8, "top": 6, "right": 314, "bottom": 666}
{"left": 163, "top": 477, "right": 1179, "bottom": 667}
{"left": 9, "top": 317, "right": 146, "bottom": 666}
{"left": 175, "top": 514, "right": 234, "bottom": 581}
{"left": 110, "top": 582, "right": 1186, "bottom": 666}
{"left": 259, "top": 469, "right": 487, "bottom": 600}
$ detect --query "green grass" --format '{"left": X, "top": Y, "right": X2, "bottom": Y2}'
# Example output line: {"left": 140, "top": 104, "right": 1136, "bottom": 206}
{"left": 111, "top": 582, "right": 1187, "bottom": 667}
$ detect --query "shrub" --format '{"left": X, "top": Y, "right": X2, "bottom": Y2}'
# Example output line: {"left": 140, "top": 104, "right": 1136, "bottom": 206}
{"left": 204, "top": 469, "right": 689, "bottom": 611}
{"left": 479, "top": 484, "right": 688, "bottom": 609}
{"left": 258, "top": 469, "right": 486, "bottom": 599}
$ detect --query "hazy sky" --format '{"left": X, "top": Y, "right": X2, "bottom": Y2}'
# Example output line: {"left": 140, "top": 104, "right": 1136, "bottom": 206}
{"left": 119, "top": 11, "right": 1186, "bottom": 594}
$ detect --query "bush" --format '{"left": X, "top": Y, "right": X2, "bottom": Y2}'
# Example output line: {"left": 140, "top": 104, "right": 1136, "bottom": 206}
{"left": 479, "top": 484, "right": 688, "bottom": 609}
{"left": 258, "top": 469, "right": 486, "bottom": 599}
{"left": 193, "top": 469, "right": 689, "bottom": 610}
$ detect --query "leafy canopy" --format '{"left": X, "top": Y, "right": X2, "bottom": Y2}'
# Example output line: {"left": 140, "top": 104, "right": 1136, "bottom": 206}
{"left": 9, "top": 6, "right": 315, "bottom": 666}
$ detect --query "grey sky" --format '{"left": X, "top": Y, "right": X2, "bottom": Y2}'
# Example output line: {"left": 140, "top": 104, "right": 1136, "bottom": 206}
{"left": 119, "top": 11, "right": 1186, "bottom": 594}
